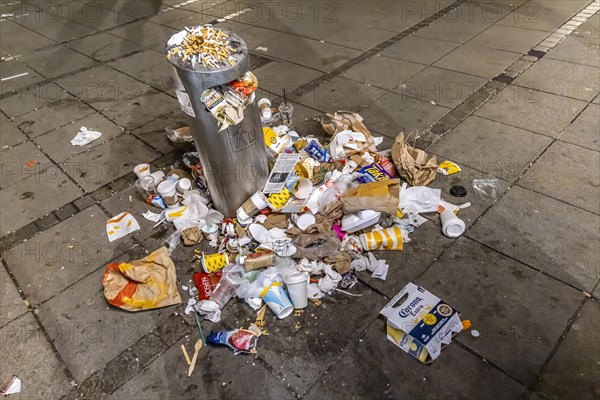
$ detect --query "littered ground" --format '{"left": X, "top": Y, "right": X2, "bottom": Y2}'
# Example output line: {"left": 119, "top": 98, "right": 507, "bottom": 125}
{"left": 1, "top": 1, "right": 599, "bottom": 399}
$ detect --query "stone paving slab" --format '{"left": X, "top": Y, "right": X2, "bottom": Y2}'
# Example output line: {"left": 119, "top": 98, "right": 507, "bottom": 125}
{"left": 12, "top": 97, "right": 97, "bottom": 138}
{"left": 418, "top": 237, "right": 583, "bottom": 385}
{"left": 475, "top": 85, "right": 589, "bottom": 138}
{"left": 394, "top": 66, "right": 488, "bottom": 108}
{"left": 466, "top": 24, "right": 548, "bottom": 53}
{"left": 101, "top": 90, "right": 179, "bottom": 130}
{"left": 430, "top": 116, "right": 552, "bottom": 181}
{"left": 546, "top": 34, "right": 600, "bottom": 67}
{"left": 60, "top": 133, "right": 160, "bottom": 192}
{"left": 383, "top": 35, "right": 459, "bottom": 65}
{"left": 0, "top": 82, "right": 71, "bottom": 118}
{"left": 18, "top": 45, "right": 99, "bottom": 80}
{"left": 2, "top": 205, "right": 133, "bottom": 306}
{"left": 0, "top": 140, "right": 53, "bottom": 188}
{"left": 0, "top": 313, "right": 73, "bottom": 400}
{"left": 513, "top": 58, "right": 600, "bottom": 101}
{"left": 0, "top": 20, "right": 57, "bottom": 55}
{"left": 109, "top": 334, "right": 295, "bottom": 400}
{"left": 33, "top": 112, "right": 126, "bottom": 163}
{"left": 0, "top": 115, "right": 28, "bottom": 150}
{"left": 106, "top": 20, "right": 178, "bottom": 52}
{"left": 254, "top": 60, "right": 323, "bottom": 96}
{"left": 415, "top": 19, "right": 490, "bottom": 44}
{"left": 131, "top": 110, "right": 187, "bottom": 155}
{"left": 559, "top": 103, "right": 600, "bottom": 151}
{"left": 0, "top": 167, "right": 83, "bottom": 234}
{"left": 341, "top": 55, "right": 426, "bottom": 90}
{"left": 359, "top": 92, "right": 449, "bottom": 138}
{"left": 66, "top": 32, "right": 145, "bottom": 63}
{"left": 297, "top": 76, "right": 387, "bottom": 113}
{"left": 537, "top": 299, "right": 600, "bottom": 399}
{"left": 304, "top": 319, "right": 526, "bottom": 400}
{"left": 238, "top": 25, "right": 362, "bottom": 73}
{"left": 36, "top": 250, "right": 179, "bottom": 383}
{"left": 13, "top": 13, "right": 99, "bottom": 43}
{"left": 519, "top": 141, "right": 600, "bottom": 214}
{"left": 108, "top": 49, "right": 175, "bottom": 93}
{"left": 496, "top": 5, "right": 576, "bottom": 32}
{"left": 433, "top": 44, "right": 521, "bottom": 79}
{"left": 0, "top": 266, "right": 28, "bottom": 327}
{"left": 467, "top": 185, "right": 600, "bottom": 291}
{"left": 0, "top": 60, "right": 47, "bottom": 96}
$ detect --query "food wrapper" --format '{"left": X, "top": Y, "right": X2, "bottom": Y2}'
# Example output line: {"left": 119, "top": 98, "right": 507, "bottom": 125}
{"left": 193, "top": 270, "right": 222, "bottom": 301}
{"left": 207, "top": 327, "right": 260, "bottom": 355}
{"left": 356, "top": 162, "right": 392, "bottom": 183}
{"left": 341, "top": 179, "right": 400, "bottom": 215}
{"left": 106, "top": 212, "right": 140, "bottom": 242}
{"left": 391, "top": 132, "right": 437, "bottom": 186}
{"left": 102, "top": 247, "right": 182, "bottom": 311}
{"left": 437, "top": 160, "right": 461, "bottom": 176}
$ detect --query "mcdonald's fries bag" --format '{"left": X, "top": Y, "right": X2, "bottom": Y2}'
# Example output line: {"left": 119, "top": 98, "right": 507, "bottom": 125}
{"left": 359, "top": 226, "right": 403, "bottom": 251}
{"left": 102, "top": 247, "right": 181, "bottom": 311}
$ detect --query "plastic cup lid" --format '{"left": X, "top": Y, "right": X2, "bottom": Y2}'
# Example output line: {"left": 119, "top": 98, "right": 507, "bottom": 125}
{"left": 285, "top": 271, "right": 308, "bottom": 285}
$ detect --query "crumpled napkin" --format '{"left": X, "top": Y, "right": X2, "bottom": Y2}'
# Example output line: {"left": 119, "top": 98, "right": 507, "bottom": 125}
{"left": 194, "top": 299, "right": 221, "bottom": 323}
{"left": 351, "top": 252, "right": 389, "bottom": 281}
{"left": 71, "top": 126, "right": 102, "bottom": 146}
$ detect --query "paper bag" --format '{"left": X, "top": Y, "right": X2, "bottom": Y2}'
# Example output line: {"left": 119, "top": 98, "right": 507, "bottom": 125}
{"left": 391, "top": 133, "right": 437, "bottom": 186}
{"left": 341, "top": 179, "right": 400, "bottom": 215}
{"left": 321, "top": 111, "right": 377, "bottom": 155}
{"left": 102, "top": 247, "right": 181, "bottom": 312}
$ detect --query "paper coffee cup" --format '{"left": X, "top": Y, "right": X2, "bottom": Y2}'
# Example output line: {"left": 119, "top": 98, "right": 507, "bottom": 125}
{"left": 291, "top": 212, "right": 315, "bottom": 231}
{"left": 293, "top": 178, "right": 313, "bottom": 199}
{"left": 260, "top": 282, "right": 293, "bottom": 319}
{"left": 359, "top": 226, "right": 403, "bottom": 251}
{"left": 440, "top": 209, "right": 465, "bottom": 238}
{"left": 258, "top": 98, "right": 272, "bottom": 118}
{"left": 244, "top": 251, "right": 276, "bottom": 272}
{"left": 285, "top": 271, "right": 308, "bottom": 309}
{"left": 202, "top": 253, "right": 230, "bottom": 273}
{"left": 157, "top": 180, "right": 179, "bottom": 207}
{"left": 176, "top": 178, "right": 192, "bottom": 195}
{"left": 134, "top": 163, "right": 151, "bottom": 179}
{"left": 237, "top": 191, "right": 268, "bottom": 221}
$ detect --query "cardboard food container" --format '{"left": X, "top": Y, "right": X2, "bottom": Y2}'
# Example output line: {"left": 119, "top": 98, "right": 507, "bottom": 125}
{"left": 380, "top": 283, "right": 462, "bottom": 364}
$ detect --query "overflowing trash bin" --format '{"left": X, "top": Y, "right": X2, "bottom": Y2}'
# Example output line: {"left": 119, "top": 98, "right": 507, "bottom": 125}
{"left": 166, "top": 26, "right": 269, "bottom": 216}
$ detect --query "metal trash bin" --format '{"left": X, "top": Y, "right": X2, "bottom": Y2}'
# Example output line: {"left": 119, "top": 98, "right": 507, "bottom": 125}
{"left": 166, "top": 27, "right": 269, "bottom": 217}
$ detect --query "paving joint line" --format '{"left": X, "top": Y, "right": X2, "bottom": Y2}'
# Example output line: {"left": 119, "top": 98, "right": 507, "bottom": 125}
{"left": 0, "top": 257, "right": 79, "bottom": 392}
{"left": 289, "top": 0, "right": 471, "bottom": 98}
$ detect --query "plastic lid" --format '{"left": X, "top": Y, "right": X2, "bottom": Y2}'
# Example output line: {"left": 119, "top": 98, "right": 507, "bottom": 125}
{"left": 450, "top": 185, "right": 467, "bottom": 198}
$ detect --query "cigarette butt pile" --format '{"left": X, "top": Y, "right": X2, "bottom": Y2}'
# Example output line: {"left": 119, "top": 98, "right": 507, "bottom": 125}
{"left": 167, "top": 25, "right": 237, "bottom": 69}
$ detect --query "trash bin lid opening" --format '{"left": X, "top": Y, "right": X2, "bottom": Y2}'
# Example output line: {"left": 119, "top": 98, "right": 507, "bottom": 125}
{"left": 166, "top": 25, "right": 247, "bottom": 73}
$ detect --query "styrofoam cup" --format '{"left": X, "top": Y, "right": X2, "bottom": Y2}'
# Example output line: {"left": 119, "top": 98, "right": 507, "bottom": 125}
{"left": 293, "top": 178, "right": 313, "bottom": 199}
{"left": 292, "top": 212, "right": 315, "bottom": 231}
{"left": 133, "top": 163, "right": 151, "bottom": 179}
{"left": 285, "top": 271, "right": 308, "bottom": 309}
{"left": 440, "top": 209, "right": 465, "bottom": 238}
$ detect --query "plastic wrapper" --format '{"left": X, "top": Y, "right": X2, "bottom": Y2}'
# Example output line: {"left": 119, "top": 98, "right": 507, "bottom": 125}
{"left": 207, "top": 328, "right": 260, "bottom": 354}
{"left": 472, "top": 178, "right": 501, "bottom": 200}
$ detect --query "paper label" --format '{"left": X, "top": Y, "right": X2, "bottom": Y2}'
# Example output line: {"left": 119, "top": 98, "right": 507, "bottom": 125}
{"left": 176, "top": 89, "right": 195, "bottom": 117}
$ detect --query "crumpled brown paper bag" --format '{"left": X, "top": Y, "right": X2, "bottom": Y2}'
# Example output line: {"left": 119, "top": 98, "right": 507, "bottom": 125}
{"left": 292, "top": 231, "right": 341, "bottom": 260}
{"left": 103, "top": 247, "right": 181, "bottom": 312}
{"left": 321, "top": 111, "right": 378, "bottom": 154}
{"left": 181, "top": 226, "right": 202, "bottom": 246}
{"left": 341, "top": 179, "right": 400, "bottom": 215}
{"left": 391, "top": 133, "right": 437, "bottom": 186}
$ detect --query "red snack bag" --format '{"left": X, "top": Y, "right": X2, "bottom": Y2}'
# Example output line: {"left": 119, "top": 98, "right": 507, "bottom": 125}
{"left": 193, "top": 271, "right": 222, "bottom": 301}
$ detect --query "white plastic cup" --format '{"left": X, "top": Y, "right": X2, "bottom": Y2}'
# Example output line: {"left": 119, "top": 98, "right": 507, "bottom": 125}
{"left": 157, "top": 180, "right": 179, "bottom": 208}
{"left": 291, "top": 212, "right": 316, "bottom": 231}
{"left": 440, "top": 209, "right": 465, "bottom": 238}
{"left": 285, "top": 271, "right": 308, "bottom": 309}
{"left": 150, "top": 171, "right": 165, "bottom": 185}
{"left": 176, "top": 178, "right": 192, "bottom": 195}
{"left": 133, "top": 163, "right": 151, "bottom": 179}
{"left": 258, "top": 98, "right": 272, "bottom": 118}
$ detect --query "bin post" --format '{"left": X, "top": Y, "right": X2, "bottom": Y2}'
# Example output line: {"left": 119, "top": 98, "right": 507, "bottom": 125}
{"left": 166, "top": 27, "right": 269, "bottom": 217}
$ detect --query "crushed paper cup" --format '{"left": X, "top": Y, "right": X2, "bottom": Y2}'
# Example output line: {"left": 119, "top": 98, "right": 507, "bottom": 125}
{"left": 106, "top": 212, "right": 140, "bottom": 242}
